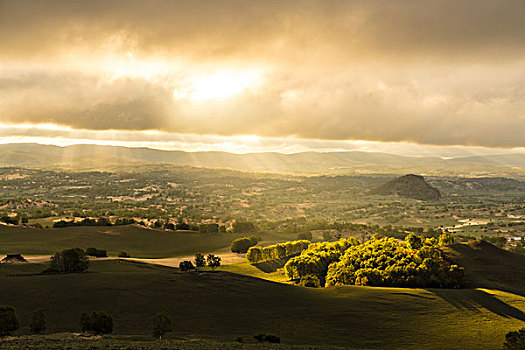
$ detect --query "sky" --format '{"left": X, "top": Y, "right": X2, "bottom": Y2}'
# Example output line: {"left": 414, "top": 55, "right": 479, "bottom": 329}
{"left": 1, "top": 0, "right": 525, "bottom": 157}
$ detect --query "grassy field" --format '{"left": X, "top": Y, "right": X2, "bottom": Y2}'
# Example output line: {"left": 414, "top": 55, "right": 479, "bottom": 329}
{"left": 0, "top": 259, "right": 524, "bottom": 350}
{"left": 0, "top": 225, "right": 296, "bottom": 258}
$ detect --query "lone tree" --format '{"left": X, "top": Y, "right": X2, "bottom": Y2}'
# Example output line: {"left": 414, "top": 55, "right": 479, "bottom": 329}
{"left": 49, "top": 248, "right": 89, "bottom": 273}
{"left": 30, "top": 308, "right": 46, "bottom": 334}
{"left": 80, "top": 311, "right": 113, "bottom": 335}
{"left": 206, "top": 254, "right": 221, "bottom": 270}
{"left": 194, "top": 254, "right": 206, "bottom": 271}
{"left": 179, "top": 260, "right": 195, "bottom": 272}
{"left": 152, "top": 312, "right": 172, "bottom": 340}
{"left": 504, "top": 328, "right": 525, "bottom": 349}
{"left": 0, "top": 306, "right": 19, "bottom": 337}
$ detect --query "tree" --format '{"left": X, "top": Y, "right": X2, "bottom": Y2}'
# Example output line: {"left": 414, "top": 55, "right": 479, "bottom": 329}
{"left": 30, "top": 308, "right": 46, "bottom": 334}
{"left": 207, "top": 254, "right": 221, "bottom": 270}
{"left": 179, "top": 260, "right": 195, "bottom": 272}
{"left": 80, "top": 311, "right": 113, "bottom": 335}
{"left": 49, "top": 248, "right": 89, "bottom": 273}
{"left": 265, "top": 335, "right": 281, "bottom": 343}
{"left": 118, "top": 251, "right": 130, "bottom": 258}
{"left": 194, "top": 254, "right": 206, "bottom": 271}
{"left": 254, "top": 333, "right": 265, "bottom": 342}
{"left": 406, "top": 233, "right": 424, "bottom": 250}
{"left": 504, "top": 328, "right": 525, "bottom": 349}
{"left": 232, "top": 221, "right": 255, "bottom": 233}
{"left": 299, "top": 274, "right": 321, "bottom": 288}
{"left": 438, "top": 232, "right": 455, "bottom": 246}
{"left": 230, "top": 236, "right": 259, "bottom": 253}
{"left": 85, "top": 247, "right": 107, "bottom": 258}
{"left": 298, "top": 231, "right": 312, "bottom": 240}
{"left": 152, "top": 312, "right": 172, "bottom": 340}
{"left": 199, "top": 223, "right": 219, "bottom": 234}
{"left": 0, "top": 306, "right": 19, "bottom": 336}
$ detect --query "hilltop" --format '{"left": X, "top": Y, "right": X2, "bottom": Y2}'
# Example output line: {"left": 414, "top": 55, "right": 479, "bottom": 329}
{"left": 369, "top": 174, "right": 442, "bottom": 201}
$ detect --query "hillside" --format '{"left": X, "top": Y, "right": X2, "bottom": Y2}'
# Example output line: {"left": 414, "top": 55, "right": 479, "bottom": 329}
{"left": 0, "top": 143, "right": 523, "bottom": 176}
{"left": 0, "top": 259, "right": 523, "bottom": 349}
{"left": 443, "top": 240, "right": 525, "bottom": 297}
{"left": 0, "top": 225, "right": 297, "bottom": 258}
{"left": 369, "top": 174, "right": 442, "bottom": 201}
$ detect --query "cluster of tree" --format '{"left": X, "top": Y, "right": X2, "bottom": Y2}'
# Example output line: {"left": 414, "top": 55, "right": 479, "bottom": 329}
{"left": 53, "top": 217, "right": 112, "bottom": 228}
{"left": 230, "top": 236, "right": 260, "bottom": 253}
{"left": 285, "top": 233, "right": 464, "bottom": 288}
{"left": 46, "top": 248, "right": 90, "bottom": 274}
{"left": 0, "top": 215, "right": 26, "bottom": 225}
{"left": 0, "top": 305, "right": 176, "bottom": 340}
{"left": 246, "top": 240, "right": 310, "bottom": 264}
{"left": 80, "top": 311, "right": 113, "bottom": 335}
{"left": 232, "top": 221, "right": 256, "bottom": 233}
{"left": 284, "top": 239, "right": 360, "bottom": 285}
{"left": 0, "top": 306, "right": 46, "bottom": 336}
{"left": 85, "top": 247, "right": 107, "bottom": 258}
{"left": 179, "top": 253, "right": 221, "bottom": 271}
{"left": 199, "top": 223, "right": 220, "bottom": 234}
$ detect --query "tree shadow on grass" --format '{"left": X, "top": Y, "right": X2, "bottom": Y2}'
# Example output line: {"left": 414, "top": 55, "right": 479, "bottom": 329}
{"left": 430, "top": 288, "right": 525, "bottom": 321}
{"left": 251, "top": 258, "right": 290, "bottom": 273}
{"left": 250, "top": 253, "right": 302, "bottom": 273}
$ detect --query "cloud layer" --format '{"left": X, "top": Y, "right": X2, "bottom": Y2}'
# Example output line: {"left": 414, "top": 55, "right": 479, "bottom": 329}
{"left": 1, "top": 0, "right": 525, "bottom": 147}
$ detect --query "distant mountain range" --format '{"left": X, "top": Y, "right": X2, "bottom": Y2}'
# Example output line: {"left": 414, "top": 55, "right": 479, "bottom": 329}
{"left": 0, "top": 143, "right": 524, "bottom": 176}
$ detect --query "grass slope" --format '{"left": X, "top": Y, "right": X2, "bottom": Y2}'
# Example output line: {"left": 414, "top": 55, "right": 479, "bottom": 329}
{"left": 0, "top": 260, "right": 524, "bottom": 350}
{"left": 0, "top": 225, "right": 295, "bottom": 258}
{"left": 444, "top": 240, "right": 525, "bottom": 296}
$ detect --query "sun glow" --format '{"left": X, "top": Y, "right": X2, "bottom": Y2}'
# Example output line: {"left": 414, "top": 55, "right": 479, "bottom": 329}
{"left": 173, "top": 70, "right": 263, "bottom": 102}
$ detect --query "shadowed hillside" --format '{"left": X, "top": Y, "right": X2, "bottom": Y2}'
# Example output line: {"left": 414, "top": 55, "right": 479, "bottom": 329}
{"left": 370, "top": 174, "right": 442, "bottom": 201}
{"left": 443, "top": 240, "right": 525, "bottom": 296}
{"left": 0, "top": 259, "right": 523, "bottom": 349}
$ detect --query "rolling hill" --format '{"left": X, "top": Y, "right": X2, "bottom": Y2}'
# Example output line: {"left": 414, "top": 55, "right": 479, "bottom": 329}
{"left": 0, "top": 143, "right": 524, "bottom": 176}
